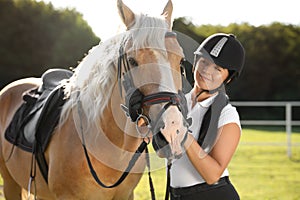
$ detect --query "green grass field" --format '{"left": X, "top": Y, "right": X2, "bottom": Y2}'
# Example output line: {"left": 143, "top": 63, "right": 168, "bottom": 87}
{"left": 134, "top": 127, "right": 300, "bottom": 200}
{"left": 0, "top": 128, "right": 299, "bottom": 199}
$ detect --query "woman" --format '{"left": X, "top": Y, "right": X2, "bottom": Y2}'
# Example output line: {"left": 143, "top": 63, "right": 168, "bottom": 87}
{"left": 170, "top": 33, "right": 245, "bottom": 200}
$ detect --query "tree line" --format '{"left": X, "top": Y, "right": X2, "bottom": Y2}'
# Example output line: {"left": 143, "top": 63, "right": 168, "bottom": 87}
{"left": 0, "top": 0, "right": 299, "bottom": 104}
{"left": 0, "top": 0, "right": 100, "bottom": 89}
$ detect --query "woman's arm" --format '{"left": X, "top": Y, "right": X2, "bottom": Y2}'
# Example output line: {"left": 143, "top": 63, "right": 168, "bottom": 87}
{"left": 184, "top": 122, "right": 241, "bottom": 184}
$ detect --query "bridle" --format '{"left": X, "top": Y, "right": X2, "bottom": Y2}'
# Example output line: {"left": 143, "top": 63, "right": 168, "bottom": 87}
{"left": 78, "top": 31, "right": 190, "bottom": 200}
{"left": 118, "top": 32, "right": 190, "bottom": 137}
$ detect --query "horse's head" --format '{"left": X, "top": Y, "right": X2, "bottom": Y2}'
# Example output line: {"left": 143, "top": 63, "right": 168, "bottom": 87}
{"left": 117, "top": 0, "right": 190, "bottom": 159}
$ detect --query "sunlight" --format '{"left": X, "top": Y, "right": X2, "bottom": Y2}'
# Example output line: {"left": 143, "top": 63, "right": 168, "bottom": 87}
{"left": 37, "top": 0, "right": 299, "bottom": 40}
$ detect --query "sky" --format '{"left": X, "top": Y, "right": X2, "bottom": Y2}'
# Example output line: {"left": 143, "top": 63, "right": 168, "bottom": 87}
{"left": 38, "top": 0, "right": 300, "bottom": 40}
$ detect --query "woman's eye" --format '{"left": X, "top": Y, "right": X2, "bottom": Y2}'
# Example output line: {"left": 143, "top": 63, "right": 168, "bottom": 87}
{"left": 200, "top": 60, "right": 206, "bottom": 64}
{"left": 128, "top": 57, "right": 138, "bottom": 67}
{"left": 204, "top": 60, "right": 211, "bottom": 66}
{"left": 214, "top": 66, "right": 222, "bottom": 71}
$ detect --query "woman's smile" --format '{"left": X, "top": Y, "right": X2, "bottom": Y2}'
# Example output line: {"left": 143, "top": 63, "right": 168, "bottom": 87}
{"left": 199, "top": 73, "right": 212, "bottom": 82}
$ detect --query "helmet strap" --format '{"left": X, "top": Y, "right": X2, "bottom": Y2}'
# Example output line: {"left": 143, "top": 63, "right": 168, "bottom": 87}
{"left": 194, "top": 84, "right": 226, "bottom": 103}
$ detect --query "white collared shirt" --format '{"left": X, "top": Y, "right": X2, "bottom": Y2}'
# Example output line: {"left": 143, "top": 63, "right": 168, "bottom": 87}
{"left": 170, "top": 92, "right": 241, "bottom": 188}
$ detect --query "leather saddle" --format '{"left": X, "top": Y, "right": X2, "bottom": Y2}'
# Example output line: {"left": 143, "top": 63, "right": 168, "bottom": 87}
{"left": 5, "top": 68, "right": 73, "bottom": 152}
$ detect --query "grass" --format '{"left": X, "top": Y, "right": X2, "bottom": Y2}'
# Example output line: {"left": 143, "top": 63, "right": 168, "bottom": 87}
{"left": 134, "top": 127, "right": 300, "bottom": 200}
{"left": 0, "top": 127, "right": 299, "bottom": 199}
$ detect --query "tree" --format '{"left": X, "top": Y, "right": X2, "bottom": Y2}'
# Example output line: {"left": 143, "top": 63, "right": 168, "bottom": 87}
{"left": 0, "top": 0, "right": 100, "bottom": 88}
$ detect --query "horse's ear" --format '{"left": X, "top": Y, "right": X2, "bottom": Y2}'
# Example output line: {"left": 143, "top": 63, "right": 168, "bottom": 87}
{"left": 161, "top": 0, "right": 173, "bottom": 29}
{"left": 117, "top": 0, "right": 135, "bottom": 29}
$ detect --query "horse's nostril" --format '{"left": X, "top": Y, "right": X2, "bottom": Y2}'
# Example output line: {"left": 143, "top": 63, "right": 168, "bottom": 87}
{"left": 156, "top": 120, "right": 165, "bottom": 131}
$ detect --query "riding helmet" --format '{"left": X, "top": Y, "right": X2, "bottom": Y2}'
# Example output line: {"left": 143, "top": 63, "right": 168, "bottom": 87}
{"left": 194, "top": 33, "right": 245, "bottom": 79}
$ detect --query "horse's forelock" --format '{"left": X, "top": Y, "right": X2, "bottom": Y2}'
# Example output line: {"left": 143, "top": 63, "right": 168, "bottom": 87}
{"left": 129, "top": 14, "right": 169, "bottom": 52}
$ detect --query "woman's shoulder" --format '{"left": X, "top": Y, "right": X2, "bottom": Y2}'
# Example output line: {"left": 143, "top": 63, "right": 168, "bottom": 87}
{"left": 218, "top": 103, "right": 241, "bottom": 130}
{"left": 223, "top": 103, "right": 238, "bottom": 113}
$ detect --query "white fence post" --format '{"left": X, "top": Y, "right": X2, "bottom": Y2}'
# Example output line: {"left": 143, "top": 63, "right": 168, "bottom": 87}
{"left": 286, "top": 103, "right": 292, "bottom": 158}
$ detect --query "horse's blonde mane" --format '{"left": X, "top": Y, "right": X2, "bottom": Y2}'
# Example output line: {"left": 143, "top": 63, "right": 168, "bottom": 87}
{"left": 60, "top": 13, "right": 169, "bottom": 127}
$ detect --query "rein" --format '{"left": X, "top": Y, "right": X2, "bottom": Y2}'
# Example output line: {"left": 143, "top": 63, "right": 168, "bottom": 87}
{"left": 77, "top": 96, "right": 156, "bottom": 199}
{"left": 76, "top": 97, "right": 150, "bottom": 186}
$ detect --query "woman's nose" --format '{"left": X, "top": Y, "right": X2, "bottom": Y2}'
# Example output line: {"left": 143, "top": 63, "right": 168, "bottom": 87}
{"left": 200, "top": 64, "right": 211, "bottom": 74}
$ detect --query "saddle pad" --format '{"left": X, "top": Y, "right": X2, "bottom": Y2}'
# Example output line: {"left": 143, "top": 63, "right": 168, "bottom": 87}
{"left": 4, "top": 86, "right": 66, "bottom": 153}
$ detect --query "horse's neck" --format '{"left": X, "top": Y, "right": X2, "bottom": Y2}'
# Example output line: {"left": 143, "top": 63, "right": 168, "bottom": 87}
{"left": 100, "top": 99, "right": 142, "bottom": 153}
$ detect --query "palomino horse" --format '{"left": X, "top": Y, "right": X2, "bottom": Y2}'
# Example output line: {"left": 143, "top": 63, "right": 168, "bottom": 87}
{"left": 0, "top": 0, "right": 189, "bottom": 199}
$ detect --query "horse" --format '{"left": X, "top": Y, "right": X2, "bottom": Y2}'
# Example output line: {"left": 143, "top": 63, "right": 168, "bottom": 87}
{"left": 0, "top": 0, "right": 190, "bottom": 199}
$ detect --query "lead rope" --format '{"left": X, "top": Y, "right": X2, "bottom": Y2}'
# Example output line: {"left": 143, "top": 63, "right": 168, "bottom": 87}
{"left": 165, "top": 159, "right": 172, "bottom": 200}
{"left": 77, "top": 95, "right": 151, "bottom": 190}
{"left": 145, "top": 146, "right": 156, "bottom": 200}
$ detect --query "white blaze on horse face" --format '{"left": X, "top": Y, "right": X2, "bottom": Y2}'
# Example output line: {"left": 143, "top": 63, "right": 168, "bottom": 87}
{"left": 157, "top": 54, "right": 177, "bottom": 93}
{"left": 160, "top": 106, "right": 187, "bottom": 157}
{"left": 164, "top": 36, "right": 185, "bottom": 92}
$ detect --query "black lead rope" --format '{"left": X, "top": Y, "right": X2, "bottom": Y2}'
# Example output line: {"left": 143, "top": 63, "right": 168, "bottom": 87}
{"left": 77, "top": 96, "right": 155, "bottom": 198}
{"left": 165, "top": 160, "right": 172, "bottom": 200}
{"left": 82, "top": 140, "right": 148, "bottom": 188}
{"left": 145, "top": 146, "right": 156, "bottom": 200}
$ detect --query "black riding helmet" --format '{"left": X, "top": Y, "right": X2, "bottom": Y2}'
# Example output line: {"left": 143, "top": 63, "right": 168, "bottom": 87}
{"left": 194, "top": 33, "right": 245, "bottom": 83}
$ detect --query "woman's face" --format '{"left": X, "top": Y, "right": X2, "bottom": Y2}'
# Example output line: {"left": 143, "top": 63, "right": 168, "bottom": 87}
{"left": 194, "top": 57, "right": 229, "bottom": 91}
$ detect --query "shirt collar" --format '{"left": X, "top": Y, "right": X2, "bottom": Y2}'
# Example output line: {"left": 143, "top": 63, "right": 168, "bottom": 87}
{"left": 186, "top": 91, "right": 218, "bottom": 108}
{"left": 198, "top": 94, "right": 218, "bottom": 108}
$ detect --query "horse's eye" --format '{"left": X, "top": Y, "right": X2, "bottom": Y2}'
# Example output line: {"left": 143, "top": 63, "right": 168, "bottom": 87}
{"left": 128, "top": 57, "right": 138, "bottom": 67}
{"left": 180, "top": 58, "right": 186, "bottom": 66}
{"left": 180, "top": 58, "right": 186, "bottom": 77}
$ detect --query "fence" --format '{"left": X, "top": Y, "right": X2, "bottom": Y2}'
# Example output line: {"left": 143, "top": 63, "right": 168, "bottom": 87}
{"left": 230, "top": 101, "right": 300, "bottom": 158}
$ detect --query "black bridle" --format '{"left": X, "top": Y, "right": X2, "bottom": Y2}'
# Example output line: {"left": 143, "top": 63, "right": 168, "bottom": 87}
{"left": 117, "top": 34, "right": 189, "bottom": 135}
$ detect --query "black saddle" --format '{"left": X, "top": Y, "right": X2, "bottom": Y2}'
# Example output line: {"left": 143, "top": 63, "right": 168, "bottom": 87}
{"left": 5, "top": 68, "right": 73, "bottom": 182}
{"left": 5, "top": 68, "right": 73, "bottom": 151}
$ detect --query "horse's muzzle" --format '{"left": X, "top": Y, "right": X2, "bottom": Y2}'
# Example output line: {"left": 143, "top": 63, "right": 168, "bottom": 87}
{"left": 151, "top": 105, "right": 189, "bottom": 159}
